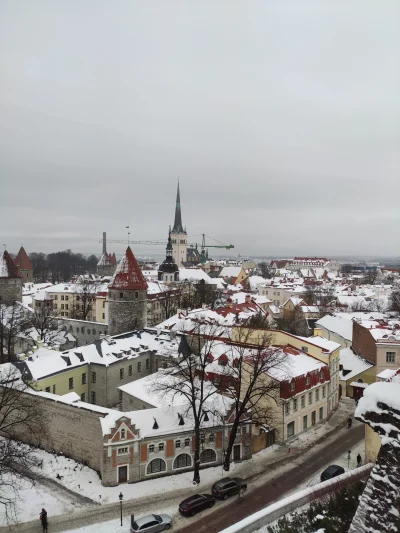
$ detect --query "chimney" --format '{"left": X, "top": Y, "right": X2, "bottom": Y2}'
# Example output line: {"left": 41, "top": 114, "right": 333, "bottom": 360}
{"left": 102, "top": 232, "right": 107, "bottom": 254}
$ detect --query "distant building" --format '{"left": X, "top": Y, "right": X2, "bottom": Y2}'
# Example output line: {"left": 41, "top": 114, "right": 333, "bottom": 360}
{"left": 170, "top": 182, "right": 187, "bottom": 267}
{"left": 15, "top": 247, "right": 33, "bottom": 282}
{"left": 0, "top": 250, "right": 22, "bottom": 306}
{"left": 97, "top": 252, "right": 116, "bottom": 277}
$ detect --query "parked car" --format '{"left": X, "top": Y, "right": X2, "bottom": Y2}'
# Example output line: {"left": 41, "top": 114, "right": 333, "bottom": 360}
{"left": 130, "top": 513, "right": 172, "bottom": 533}
{"left": 179, "top": 494, "right": 215, "bottom": 517}
{"left": 211, "top": 477, "right": 247, "bottom": 500}
{"left": 320, "top": 464, "right": 345, "bottom": 482}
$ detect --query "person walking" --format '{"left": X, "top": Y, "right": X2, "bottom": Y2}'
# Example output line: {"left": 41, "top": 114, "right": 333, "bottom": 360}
{"left": 357, "top": 453, "right": 362, "bottom": 467}
{"left": 238, "top": 486, "right": 245, "bottom": 504}
{"left": 347, "top": 416, "right": 352, "bottom": 429}
{"left": 40, "top": 508, "right": 48, "bottom": 533}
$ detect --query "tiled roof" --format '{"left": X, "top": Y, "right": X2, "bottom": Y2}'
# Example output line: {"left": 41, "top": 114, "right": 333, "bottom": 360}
{"left": 109, "top": 247, "right": 148, "bottom": 291}
{"left": 15, "top": 247, "right": 33, "bottom": 271}
{"left": 0, "top": 251, "right": 22, "bottom": 279}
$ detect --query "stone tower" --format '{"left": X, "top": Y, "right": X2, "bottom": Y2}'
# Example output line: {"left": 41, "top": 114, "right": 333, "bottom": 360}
{"left": 158, "top": 231, "right": 179, "bottom": 283}
{"left": 108, "top": 247, "right": 148, "bottom": 336}
{"left": 97, "top": 252, "right": 116, "bottom": 277}
{"left": 171, "top": 182, "right": 187, "bottom": 267}
{"left": 15, "top": 246, "right": 33, "bottom": 282}
{"left": 0, "top": 251, "right": 23, "bottom": 306}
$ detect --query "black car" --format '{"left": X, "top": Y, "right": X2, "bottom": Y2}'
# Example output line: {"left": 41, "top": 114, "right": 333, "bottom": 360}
{"left": 211, "top": 477, "right": 247, "bottom": 500}
{"left": 320, "top": 464, "right": 345, "bottom": 482}
{"left": 179, "top": 494, "right": 215, "bottom": 517}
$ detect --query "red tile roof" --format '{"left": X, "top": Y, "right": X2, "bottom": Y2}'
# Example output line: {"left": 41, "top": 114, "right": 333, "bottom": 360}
{"left": 0, "top": 251, "right": 22, "bottom": 279}
{"left": 108, "top": 247, "right": 148, "bottom": 291}
{"left": 15, "top": 246, "right": 33, "bottom": 271}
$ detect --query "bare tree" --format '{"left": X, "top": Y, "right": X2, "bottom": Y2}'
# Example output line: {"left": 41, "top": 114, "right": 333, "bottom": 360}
{"left": 210, "top": 328, "right": 288, "bottom": 471}
{"left": 0, "top": 366, "right": 47, "bottom": 522}
{"left": 0, "top": 305, "right": 32, "bottom": 364}
{"left": 388, "top": 290, "right": 400, "bottom": 314}
{"left": 258, "top": 262, "right": 273, "bottom": 279}
{"left": 70, "top": 280, "right": 100, "bottom": 321}
{"left": 157, "top": 284, "right": 180, "bottom": 321}
{"left": 150, "top": 323, "right": 228, "bottom": 484}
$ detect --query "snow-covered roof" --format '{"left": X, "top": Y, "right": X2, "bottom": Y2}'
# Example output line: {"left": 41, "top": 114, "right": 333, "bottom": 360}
{"left": 219, "top": 266, "right": 243, "bottom": 278}
{"left": 377, "top": 368, "right": 400, "bottom": 381}
{"left": 339, "top": 347, "right": 373, "bottom": 381}
{"left": 316, "top": 315, "right": 353, "bottom": 342}
{"left": 178, "top": 268, "right": 213, "bottom": 283}
{"left": 248, "top": 276, "right": 266, "bottom": 291}
{"left": 109, "top": 247, "right": 148, "bottom": 291}
{"left": 299, "top": 336, "right": 341, "bottom": 353}
{"left": 266, "top": 345, "right": 327, "bottom": 382}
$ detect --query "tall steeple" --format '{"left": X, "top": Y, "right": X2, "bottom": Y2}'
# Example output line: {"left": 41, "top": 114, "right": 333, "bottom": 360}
{"left": 172, "top": 181, "right": 186, "bottom": 234}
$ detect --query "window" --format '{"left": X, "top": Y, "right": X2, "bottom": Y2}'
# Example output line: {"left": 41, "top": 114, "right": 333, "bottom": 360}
{"left": 128, "top": 365, "right": 132, "bottom": 376}
{"left": 102, "top": 301, "right": 105, "bottom": 308}
{"left": 386, "top": 352, "right": 396, "bottom": 364}
{"left": 200, "top": 433, "right": 205, "bottom": 444}
{"left": 287, "top": 421, "right": 295, "bottom": 438}
{"left": 146, "top": 359, "right": 150, "bottom": 370}
{"left": 65, "top": 295, "right": 69, "bottom": 301}
{"left": 61, "top": 295, "right": 64, "bottom": 301}
{"left": 91, "top": 391, "right": 96, "bottom": 404}
{"left": 158, "top": 443, "right": 164, "bottom": 452}
{"left": 319, "top": 406, "right": 324, "bottom": 421}
{"left": 61, "top": 312, "right": 64, "bottom": 316}
{"left": 293, "top": 399, "right": 298, "bottom": 411}
{"left": 149, "top": 444, "right": 155, "bottom": 453}
{"left": 303, "top": 415, "right": 308, "bottom": 430}
{"left": 52, "top": 384, "right": 56, "bottom": 394}
{"left": 76, "top": 295, "right": 80, "bottom": 301}
{"left": 322, "top": 386, "right": 326, "bottom": 398}
{"left": 102, "top": 313, "right": 105, "bottom": 319}
{"left": 137, "top": 362, "right": 142, "bottom": 373}
{"left": 61, "top": 304, "right": 64, "bottom": 310}
{"left": 120, "top": 292, "right": 124, "bottom": 299}
{"left": 200, "top": 449, "right": 216, "bottom": 464}
{"left": 316, "top": 389, "right": 320, "bottom": 401}
{"left": 92, "top": 372, "right": 96, "bottom": 383}
{"left": 45, "top": 386, "right": 50, "bottom": 393}
{"left": 81, "top": 393, "right": 86, "bottom": 402}
{"left": 173, "top": 454, "right": 192, "bottom": 469}
{"left": 320, "top": 371, "right": 324, "bottom": 381}
{"left": 290, "top": 382, "right": 295, "bottom": 392}
{"left": 118, "top": 447, "right": 128, "bottom": 455}
{"left": 175, "top": 440, "right": 181, "bottom": 449}
{"left": 306, "top": 376, "right": 310, "bottom": 385}
{"left": 65, "top": 304, "right": 68, "bottom": 310}
{"left": 121, "top": 429, "right": 126, "bottom": 439}
{"left": 147, "top": 458, "right": 166, "bottom": 474}
{"left": 54, "top": 295, "right": 58, "bottom": 300}
{"left": 120, "top": 368, "right": 124, "bottom": 380}
{"left": 208, "top": 433, "right": 214, "bottom": 443}
{"left": 184, "top": 438, "right": 190, "bottom": 447}
{"left": 308, "top": 392, "right": 312, "bottom": 404}
{"left": 301, "top": 395, "right": 305, "bottom": 408}
{"left": 82, "top": 373, "right": 86, "bottom": 385}
{"left": 69, "top": 378, "right": 74, "bottom": 390}
{"left": 285, "top": 403, "right": 289, "bottom": 415}
{"left": 135, "top": 292, "right": 139, "bottom": 299}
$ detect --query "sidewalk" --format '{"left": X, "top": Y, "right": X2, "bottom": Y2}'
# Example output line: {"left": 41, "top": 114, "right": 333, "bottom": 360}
{"left": 2, "top": 399, "right": 359, "bottom": 533}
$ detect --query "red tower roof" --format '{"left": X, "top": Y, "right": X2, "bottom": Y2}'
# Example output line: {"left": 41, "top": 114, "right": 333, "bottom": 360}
{"left": 0, "top": 251, "right": 22, "bottom": 279}
{"left": 111, "top": 253, "right": 117, "bottom": 265}
{"left": 108, "top": 247, "right": 148, "bottom": 291}
{"left": 15, "top": 246, "right": 33, "bottom": 271}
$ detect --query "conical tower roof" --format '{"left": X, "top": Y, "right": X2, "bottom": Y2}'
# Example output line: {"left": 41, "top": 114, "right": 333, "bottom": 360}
{"left": 171, "top": 181, "right": 186, "bottom": 234}
{"left": 15, "top": 246, "right": 33, "bottom": 271}
{"left": 0, "top": 251, "right": 22, "bottom": 279}
{"left": 108, "top": 247, "right": 148, "bottom": 290}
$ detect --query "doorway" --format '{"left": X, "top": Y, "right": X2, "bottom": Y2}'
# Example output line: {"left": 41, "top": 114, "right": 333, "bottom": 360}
{"left": 118, "top": 465, "right": 128, "bottom": 483}
{"left": 233, "top": 444, "right": 241, "bottom": 461}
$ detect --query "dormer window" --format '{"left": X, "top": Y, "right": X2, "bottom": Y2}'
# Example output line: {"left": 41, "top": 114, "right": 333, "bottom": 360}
{"left": 290, "top": 382, "right": 295, "bottom": 392}
{"left": 121, "top": 429, "right": 126, "bottom": 440}
{"left": 306, "top": 376, "right": 310, "bottom": 385}
{"left": 120, "top": 292, "right": 123, "bottom": 299}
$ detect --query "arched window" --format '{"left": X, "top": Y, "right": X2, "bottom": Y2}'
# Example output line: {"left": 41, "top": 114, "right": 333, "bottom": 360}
{"left": 173, "top": 453, "right": 192, "bottom": 469}
{"left": 121, "top": 429, "right": 126, "bottom": 439}
{"left": 147, "top": 458, "right": 166, "bottom": 475}
{"left": 200, "top": 449, "right": 216, "bottom": 464}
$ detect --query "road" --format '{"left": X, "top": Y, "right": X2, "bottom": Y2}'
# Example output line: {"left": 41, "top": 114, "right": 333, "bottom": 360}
{"left": 176, "top": 424, "right": 364, "bottom": 533}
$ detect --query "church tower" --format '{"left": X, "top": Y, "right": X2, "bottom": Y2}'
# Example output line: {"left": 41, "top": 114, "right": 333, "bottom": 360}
{"left": 108, "top": 247, "right": 148, "bottom": 336}
{"left": 171, "top": 182, "right": 187, "bottom": 267}
{"left": 158, "top": 230, "right": 179, "bottom": 283}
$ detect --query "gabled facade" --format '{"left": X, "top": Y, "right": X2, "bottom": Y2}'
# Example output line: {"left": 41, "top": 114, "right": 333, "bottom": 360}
{"left": 15, "top": 246, "right": 33, "bottom": 282}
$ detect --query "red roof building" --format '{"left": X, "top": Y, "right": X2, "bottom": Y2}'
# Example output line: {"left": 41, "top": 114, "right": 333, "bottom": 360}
{"left": 0, "top": 251, "right": 22, "bottom": 279}
{"left": 108, "top": 247, "right": 148, "bottom": 291}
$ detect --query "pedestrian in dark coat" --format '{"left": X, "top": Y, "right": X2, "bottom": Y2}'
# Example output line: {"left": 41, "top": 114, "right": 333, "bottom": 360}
{"left": 357, "top": 453, "right": 362, "bottom": 467}
{"left": 40, "top": 508, "right": 48, "bottom": 533}
{"left": 347, "top": 417, "right": 352, "bottom": 429}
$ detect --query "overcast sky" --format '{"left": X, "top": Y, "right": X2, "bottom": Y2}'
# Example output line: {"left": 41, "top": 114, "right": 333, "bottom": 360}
{"left": 1, "top": 1, "right": 399, "bottom": 259}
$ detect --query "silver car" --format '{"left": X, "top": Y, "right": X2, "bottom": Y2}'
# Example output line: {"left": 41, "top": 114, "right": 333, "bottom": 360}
{"left": 130, "top": 513, "right": 172, "bottom": 533}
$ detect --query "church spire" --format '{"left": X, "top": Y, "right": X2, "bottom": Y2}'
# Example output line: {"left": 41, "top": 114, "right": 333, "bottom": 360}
{"left": 172, "top": 181, "right": 185, "bottom": 234}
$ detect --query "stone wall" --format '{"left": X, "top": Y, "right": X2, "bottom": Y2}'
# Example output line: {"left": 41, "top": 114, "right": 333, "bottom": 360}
{"left": 352, "top": 321, "right": 377, "bottom": 364}
{"left": 0, "top": 278, "right": 22, "bottom": 306}
{"left": 58, "top": 317, "right": 108, "bottom": 346}
{"left": 108, "top": 289, "right": 147, "bottom": 336}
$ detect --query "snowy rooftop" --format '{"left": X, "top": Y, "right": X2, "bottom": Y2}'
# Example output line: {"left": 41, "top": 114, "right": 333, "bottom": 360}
{"left": 339, "top": 347, "right": 373, "bottom": 381}
{"left": 298, "top": 336, "right": 341, "bottom": 353}
{"left": 219, "top": 266, "right": 243, "bottom": 278}
{"left": 315, "top": 315, "right": 353, "bottom": 342}
{"left": 178, "top": 268, "right": 213, "bottom": 283}
{"left": 266, "top": 345, "right": 326, "bottom": 382}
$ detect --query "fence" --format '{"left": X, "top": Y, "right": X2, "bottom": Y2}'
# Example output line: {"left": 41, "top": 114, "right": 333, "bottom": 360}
{"left": 252, "top": 430, "right": 275, "bottom": 454}
{"left": 218, "top": 463, "right": 373, "bottom": 533}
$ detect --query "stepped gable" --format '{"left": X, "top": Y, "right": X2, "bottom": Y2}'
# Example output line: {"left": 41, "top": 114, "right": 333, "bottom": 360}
{"left": 97, "top": 252, "right": 112, "bottom": 267}
{"left": 15, "top": 246, "right": 33, "bottom": 271}
{"left": 0, "top": 251, "right": 22, "bottom": 279}
{"left": 108, "top": 247, "right": 148, "bottom": 291}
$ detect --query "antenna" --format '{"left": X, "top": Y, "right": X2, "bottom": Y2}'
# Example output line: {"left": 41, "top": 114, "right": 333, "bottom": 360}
{"left": 126, "top": 224, "right": 130, "bottom": 246}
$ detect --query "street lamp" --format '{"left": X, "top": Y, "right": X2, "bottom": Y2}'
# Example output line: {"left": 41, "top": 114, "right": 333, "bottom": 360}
{"left": 119, "top": 492, "right": 123, "bottom": 526}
